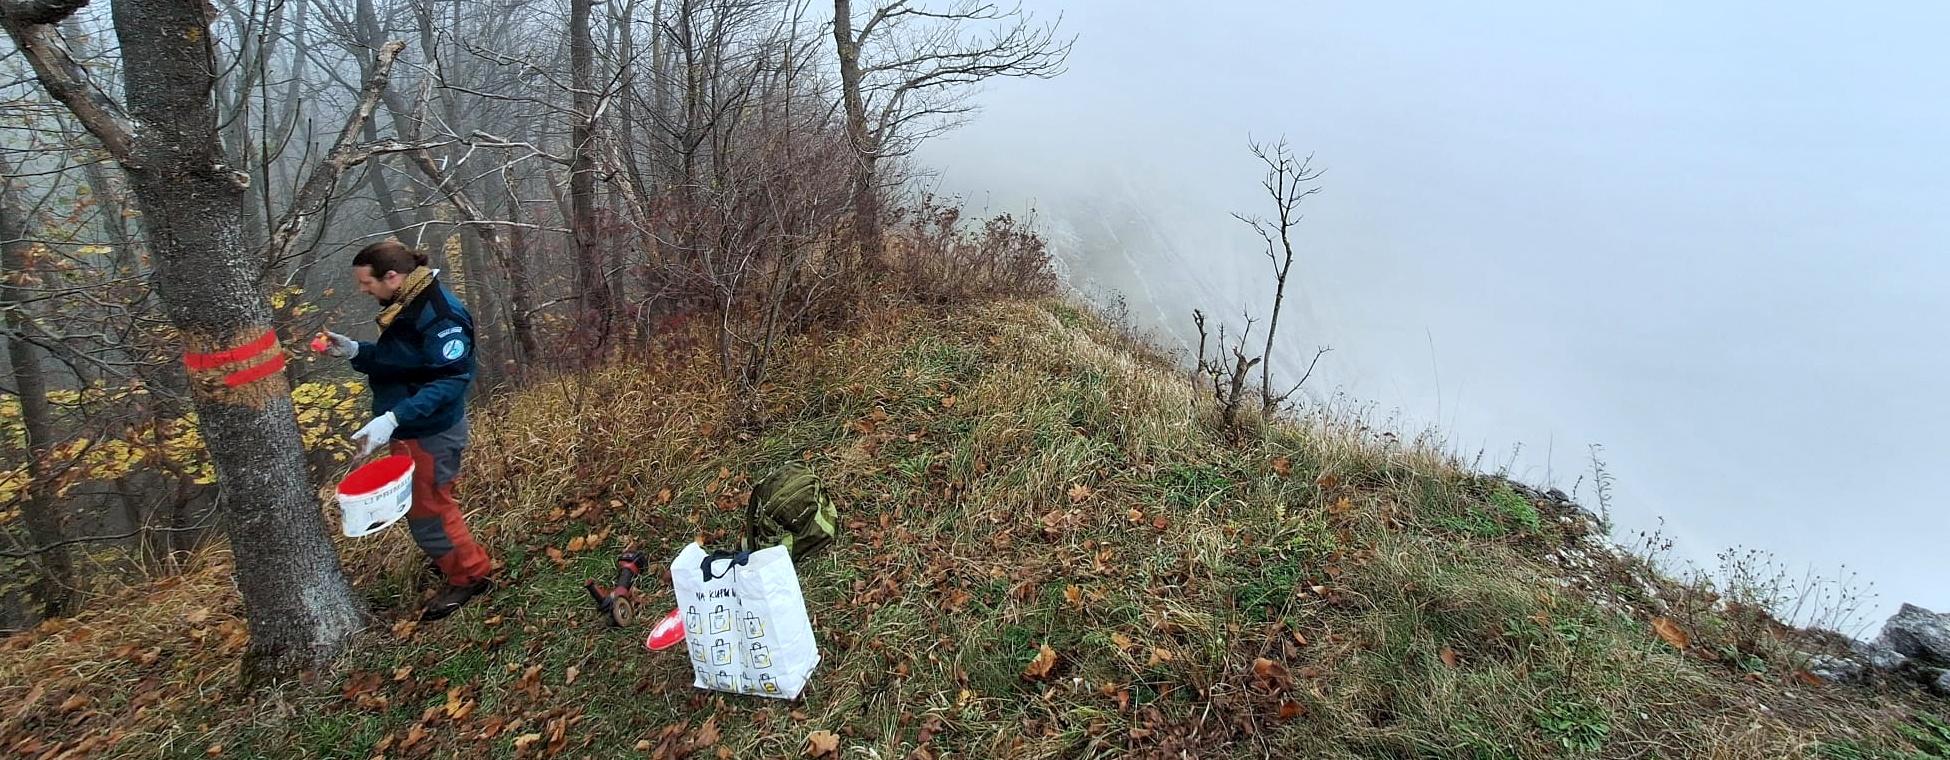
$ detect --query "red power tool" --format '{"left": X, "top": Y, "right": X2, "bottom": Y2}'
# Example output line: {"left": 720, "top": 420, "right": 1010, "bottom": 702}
{"left": 583, "top": 550, "right": 650, "bottom": 626}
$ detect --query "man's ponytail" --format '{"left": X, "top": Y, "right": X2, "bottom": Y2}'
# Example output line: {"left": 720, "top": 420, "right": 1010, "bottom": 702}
{"left": 353, "top": 239, "right": 427, "bottom": 278}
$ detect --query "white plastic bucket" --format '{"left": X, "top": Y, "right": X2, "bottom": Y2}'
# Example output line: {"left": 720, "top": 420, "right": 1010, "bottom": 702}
{"left": 337, "top": 454, "right": 414, "bottom": 537}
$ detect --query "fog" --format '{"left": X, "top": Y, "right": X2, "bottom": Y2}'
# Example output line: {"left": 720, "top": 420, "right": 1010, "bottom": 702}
{"left": 918, "top": 1, "right": 1949, "bottom": 624}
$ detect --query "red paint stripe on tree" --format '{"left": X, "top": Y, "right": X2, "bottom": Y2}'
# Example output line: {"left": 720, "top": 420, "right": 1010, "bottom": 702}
{"left": 184, "top": 330, "right": 278, "bottom": 370}
{"left": 222, "top": 353, "right": 286, "bottom": 387}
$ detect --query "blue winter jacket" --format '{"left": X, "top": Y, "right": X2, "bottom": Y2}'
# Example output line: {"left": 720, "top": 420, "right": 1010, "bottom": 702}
{"left": 350, "top": 273, "right": 475, "bottom": 440}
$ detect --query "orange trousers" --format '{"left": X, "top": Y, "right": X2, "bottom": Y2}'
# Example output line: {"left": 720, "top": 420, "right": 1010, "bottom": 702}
{"left": 392, "top": 430, "right": 492, "bottom": 586}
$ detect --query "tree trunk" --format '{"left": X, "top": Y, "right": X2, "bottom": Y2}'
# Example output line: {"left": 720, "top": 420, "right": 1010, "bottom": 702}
{"left": 613, "top": 0, "right": 652, "bottom": 222}
{"left": 570, "top": 0, "right": 613, "bottom": 341}
{"left": 217, "top": 4, "right": 270, "bottom": 254}
{"left": 500, "top": 165, "right": 542, "bottom": 364}
{"left": 831, "top": 0, "right": 883, "bottom": 265}
{"left": 109, "top": 0, "right": 362, "bottom": 680}
{"left": 354, "top": 0, "right": 418, "bottom": 250}
{"left": 1261, "top": 266, "right": 1286, "bottom": 415}
{"left": 361, "top": 116, "right": 414, "bottom": 243}
{"left": 0, "top": 161, "right": 77, "bottom": 619}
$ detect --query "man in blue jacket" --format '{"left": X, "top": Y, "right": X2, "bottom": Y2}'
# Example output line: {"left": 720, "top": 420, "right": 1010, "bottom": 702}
{"left": 323, "top": 240, "right": 494, "bottom": 620}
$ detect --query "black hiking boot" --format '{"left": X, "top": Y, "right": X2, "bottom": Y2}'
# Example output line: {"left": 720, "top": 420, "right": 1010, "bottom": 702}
{"left": 420, "top": 577, "right": 494, "bottom": 621}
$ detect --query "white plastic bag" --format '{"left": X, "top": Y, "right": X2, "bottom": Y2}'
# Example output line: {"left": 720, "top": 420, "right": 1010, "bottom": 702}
{"left": 670, "top": 542, "right": 820, "bottom": 699}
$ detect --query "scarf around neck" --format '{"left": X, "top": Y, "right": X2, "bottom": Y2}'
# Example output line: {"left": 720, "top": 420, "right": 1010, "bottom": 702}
{"left": 376, "top": 267, "right": 437, "bottom": 330}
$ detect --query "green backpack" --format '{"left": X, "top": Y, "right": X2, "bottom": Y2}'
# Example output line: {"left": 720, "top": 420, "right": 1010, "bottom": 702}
{"left": 743, "top": 462, "right": 837, "bottom": 560}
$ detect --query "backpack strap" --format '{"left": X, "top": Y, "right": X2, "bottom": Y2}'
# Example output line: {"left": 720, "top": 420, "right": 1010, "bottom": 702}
{"left": 743, "top": 481, "right": 763, "bottom": 549}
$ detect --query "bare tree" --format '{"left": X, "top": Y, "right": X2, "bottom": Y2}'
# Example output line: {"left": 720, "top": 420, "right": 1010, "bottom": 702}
{"left": 1232, "top": 136, "right": 1327, "bottom": 416}
{"left": 570, "top": 0, "right": 614, "bottom": 342}
{"left": 3, "top": 0, "right": 410, "bottom": 678}
{"left": 1192, "top": 308, "right": 1260, "bottom": 435}
{"left": 830, "top": 0, "right": 1070, "bottom": 265}
{"left": 0, "top": 155, "right": 75, "bottom": 617}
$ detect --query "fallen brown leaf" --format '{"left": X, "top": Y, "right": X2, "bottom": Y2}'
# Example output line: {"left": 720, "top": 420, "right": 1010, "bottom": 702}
{"left": 565, "top": 665, "right": 580, "bottom": 685}
{"left": 547, "top": 715, "right": 569, "bottom": 754}
{"left": 1271, "top": 456, "right": 1292, "bottom": 478}
{"left": 692, "top": 715, "right": 722, "bottom": 750}
{"left": 513, "top": 733, "right": 542, "bottom": 753}
{"left": 1110, "top": 632, "right": 1135, "bottom": 650}
{"left": 400, "top": 723, "right": 427, "bottom": 750}
{"left": 1252, "top": 657, "right": 1292, "bottom": 693}
{"left": 917, "top": 714, "right": 945, "bottom": 744}
{"left": 1063, "top": 585, "right": 1083, "bottom": 608}
{"left": 1023, "top": 643, "right": 1059, "bottom": 680}
{"left": 1068, "top": 483, "right": 1093, "bottom": 503}
{"left": 1440, "top": 646, "right": 1459, "bottom": 668}
{"left": 1651, "top": 617, "right": 1690, "bottom": 650}
{"left": 1277, "top": 700, "right": 1305, "bottom": 720}
{"left": 805, "top": 729, "right": 840, "bottom": 757}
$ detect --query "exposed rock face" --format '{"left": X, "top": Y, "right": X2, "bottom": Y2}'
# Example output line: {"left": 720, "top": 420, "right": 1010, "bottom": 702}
{"left": 1806, "top": 654, "right": 1867, "bottom": 685}
{"left": 1877, "top": 604, "right": 1950, "bottom": 666}
{"left": 1848, "top": 638, "right": 1910, "bottom": 672}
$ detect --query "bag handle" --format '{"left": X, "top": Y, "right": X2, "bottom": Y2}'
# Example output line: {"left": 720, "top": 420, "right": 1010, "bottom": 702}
{"left": 699, "top": 549, "right": 752, "bottom": 582}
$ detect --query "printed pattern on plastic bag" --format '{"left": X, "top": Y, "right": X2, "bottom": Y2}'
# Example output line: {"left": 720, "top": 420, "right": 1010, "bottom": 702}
{"left": 671, "top": 543, "right": 820, "bottom": 699}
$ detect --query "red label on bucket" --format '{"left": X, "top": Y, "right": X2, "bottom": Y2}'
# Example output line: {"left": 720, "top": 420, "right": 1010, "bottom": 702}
{"left": 339, "top": 455, "right": 413, "bottom": 496}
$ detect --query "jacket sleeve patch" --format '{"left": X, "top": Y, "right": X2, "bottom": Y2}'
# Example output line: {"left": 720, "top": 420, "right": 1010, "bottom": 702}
{"left": 441, "top": 339, "right": 467, "bottom": 361}
{"left": 437, "top": 325, "right": 464, "bottom": 338}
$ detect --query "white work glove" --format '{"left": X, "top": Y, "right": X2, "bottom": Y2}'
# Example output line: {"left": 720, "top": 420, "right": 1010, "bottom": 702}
{"left": 351, "top": 412, "right": 398, "bottom": 456}
{"left": 323, "top": 331, "right": 359, "bottom": 359}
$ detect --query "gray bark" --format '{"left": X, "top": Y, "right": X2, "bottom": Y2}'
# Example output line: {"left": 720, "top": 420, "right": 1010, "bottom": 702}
{"left": 831, "top": 0, "right": 882, "bottom": 265}
{"left": 570, "top": 0, "right": 613, "bottom": 338}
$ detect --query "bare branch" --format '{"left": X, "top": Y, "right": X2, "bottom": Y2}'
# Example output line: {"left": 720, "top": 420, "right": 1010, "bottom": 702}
{"left": 258, "top": 39, "right": 405, "bottom": 271}
{"left": 1273, "top": 346, "right": 1332, "bottom": 405}
{"left": 0, "top": 15, "right": 138, "bottom": 164}
{"left": 0, "top": 511, "right": 221, "bottom": 559}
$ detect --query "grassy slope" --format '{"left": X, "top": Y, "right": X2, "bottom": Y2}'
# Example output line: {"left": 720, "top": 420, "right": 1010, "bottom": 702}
{"left": 4, "top": 298, "right": 1947, "bottom": 759}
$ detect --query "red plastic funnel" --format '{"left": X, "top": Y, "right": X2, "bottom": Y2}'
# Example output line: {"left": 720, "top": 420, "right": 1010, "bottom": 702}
{"left": 645, "top": 608, "right": 684, "bottom": 651}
